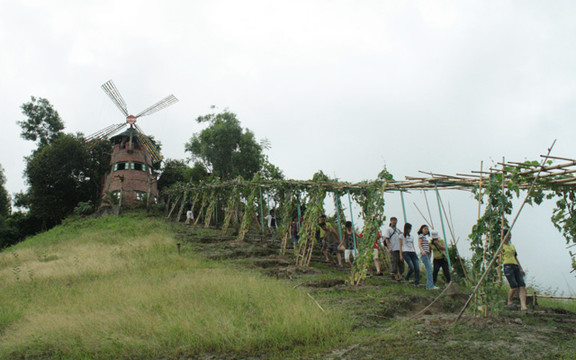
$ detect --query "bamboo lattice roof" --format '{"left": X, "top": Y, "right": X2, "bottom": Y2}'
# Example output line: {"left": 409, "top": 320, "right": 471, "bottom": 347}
{"left": 168, "top": 150, "right": 576, "bottom": 194}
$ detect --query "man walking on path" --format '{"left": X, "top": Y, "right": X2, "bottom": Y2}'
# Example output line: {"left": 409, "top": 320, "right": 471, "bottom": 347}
{"left": 385, "top": 217, "right": 403, "bottom": 281}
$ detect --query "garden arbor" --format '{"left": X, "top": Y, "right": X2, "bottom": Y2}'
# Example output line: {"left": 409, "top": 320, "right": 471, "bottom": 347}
{"left": 165, "top": 146, "right": 576, "bottom": 300}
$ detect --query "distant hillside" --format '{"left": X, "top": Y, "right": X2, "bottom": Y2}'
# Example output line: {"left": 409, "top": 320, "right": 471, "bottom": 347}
{"left": 0, "top": 214, "right": 344, "bottom": 359}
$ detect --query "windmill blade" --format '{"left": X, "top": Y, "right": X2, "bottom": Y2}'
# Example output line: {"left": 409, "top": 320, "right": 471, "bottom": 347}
{"left": 86, "top": 123, "right": 127, "bottom": 148}
{"left": 135, "top": 94, "right": 178, "bottom": 118}
{"left": 134, "top": 124, "right": 163, "bottom": 163}
{"left": 101, "top": 80, "right": 129, "bottom": 117}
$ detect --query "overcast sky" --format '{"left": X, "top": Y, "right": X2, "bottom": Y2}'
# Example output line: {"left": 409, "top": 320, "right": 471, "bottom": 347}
{"left": 1, "top": 0, "right": 575, "bottom": 293}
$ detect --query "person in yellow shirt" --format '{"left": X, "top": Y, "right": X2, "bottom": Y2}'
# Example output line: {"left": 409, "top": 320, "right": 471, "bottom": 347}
{"left": 502, "top": 232, "right": 528, "bottom": 311}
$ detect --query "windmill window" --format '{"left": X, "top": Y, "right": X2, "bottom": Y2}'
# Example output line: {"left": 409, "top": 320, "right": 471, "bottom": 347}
{"left": 135, "top": 191, "right": 147, "bottom": 201}
{"left": 111, "top": 191, "right": 121, "bottom": 201}
{"left": 114, "top": 162, "right": 129, "bottom": 171}
{"left": 132, "top": 162, "right": 146, "bottom": 172}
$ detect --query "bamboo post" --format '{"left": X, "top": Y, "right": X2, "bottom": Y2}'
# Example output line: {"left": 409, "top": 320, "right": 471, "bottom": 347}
{"left": 176, "top": 190, "right": 189, "bottom": 222}
{"left": 400, "top": 191, "right": 408, "bottom": 224}
{"left": 259, "top": 187, "right": 265, "bottom": 234}
{"left": 335, "top": 195, "right": 343, "bottom": 244}
{"left": 455, "top": 140, "right": 556, "bottom": 323}
{"left": 423, "top": 191, "right": 434, "bottom": 228}
{"left": 498, "top": 156, "right": 505, "bottom": 282}
{"left": 189, "top": 192, "right": 199, "bottom": 224}
{"left": 434, "top": 184, "right": 452, "bottom": 270}
{"left": 166, "top": 194, "right": 182, "bottom": 219}
{"left": 475, "top": 161, "right": 483, "bottom": 315}
{"left": 214, "top": 198, "right": 219, "bottom": 226}
{"left": 413, "top": 202, "right": 432, "bottom": 227}
{"left": 438, "top": 194, "right": 470, "bottom": 283}
{"left": 347, "top": 190, "right": 357, "bottom": 250}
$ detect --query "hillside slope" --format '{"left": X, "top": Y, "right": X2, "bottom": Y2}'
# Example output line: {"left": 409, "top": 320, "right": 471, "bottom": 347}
{"left": 2, "top": 215, "right": 575, "bottom": 359}
{"left": 0, "top": 214, "right": 344, "bottom": 359}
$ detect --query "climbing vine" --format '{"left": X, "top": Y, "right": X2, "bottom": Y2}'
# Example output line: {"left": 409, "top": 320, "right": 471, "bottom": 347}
{"left": 469, "top": 171, "right": 513, "bottom": 315}
{"left": 221, "top": 177, "right": 242, "bottom": 234}
{"left": 350, "top": 181, "right": 386, "bottom": 285}
{"left": 295, "top": 172, "right": 328, "bottom": 267}
{"left": 550, "top": 188, "right": 576, "bottom": 275}
{"left": 238, "top": 176, "right": 260, "bottom": 242}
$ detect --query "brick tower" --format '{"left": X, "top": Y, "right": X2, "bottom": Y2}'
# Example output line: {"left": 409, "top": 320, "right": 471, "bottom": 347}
{"left": 87, "top": 80, "right": 178, "bottom": 210}
{"left": 100, "top": 127, "right": 158, "bottom": 208}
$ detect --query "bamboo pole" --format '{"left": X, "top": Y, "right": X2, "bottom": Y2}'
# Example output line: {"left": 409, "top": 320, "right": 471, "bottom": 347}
{"left": 400, "top": 191, "right": 408, "bottom": 224}
{"left": 438, "top": 194, "right": 470, "bottom": 283}
{"left": 335, "top": 195, "right": 343, "bottom": 244}
{"left": 475, "top": 161, "right": 483, "bottom": 315}
{"left": 434, "top": 184, "right": 452, "bottom": 271}
{"left": 423, "top": 191, "right": 434, "bottom": 228}
{"left": 498, "top": 157, "right": 506, "bottom": 282}
{"left": 413, "top": 202, "right": 432, "bottom": 227}
{"left": 535, "top": 295, "right": 576, "bottom": 300}
{"left": 176, "top": 190, "right": 189, "bottom": 222}
{"left": 348, "top": 190, "right": 357, "bottom": 250}
{"left": 166, "top": 194, "right": 182, "bottom": 219}
{"left": 455, "top": 140, "right": 556, "bottom": 323}
{"left": 259, "top": 187, "right": 265, "bottom": 234}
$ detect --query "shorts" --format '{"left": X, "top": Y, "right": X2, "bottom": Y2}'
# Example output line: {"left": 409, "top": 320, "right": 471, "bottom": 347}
{"left": 345, "top": 249, "right": 358, "bottom": 263}
{"left": 503, "top": 264, "right": 525, "bottom": 289}
{"left": 373, "top": 249, "right": 379, "bottom": 258}
{"left": 325, "top": 242, "right": 338, "bottom": 256}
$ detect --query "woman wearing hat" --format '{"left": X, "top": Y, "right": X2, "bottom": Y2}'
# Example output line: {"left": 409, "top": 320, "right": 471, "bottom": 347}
{"left": 430, "top": 230, "right": 451, "bottom": 286}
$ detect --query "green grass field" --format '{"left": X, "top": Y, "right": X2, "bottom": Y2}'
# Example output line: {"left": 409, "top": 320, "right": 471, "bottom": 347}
{"left": 0, "top": 215, "right": 347, "bottom": 359}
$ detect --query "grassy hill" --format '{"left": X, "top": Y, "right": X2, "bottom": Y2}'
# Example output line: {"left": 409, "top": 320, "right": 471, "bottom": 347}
{"left": 1, "top": 214, "right": 575, "bottom": 359}
{"left": 0, "top": 214, "right": 345, "bottom": 359}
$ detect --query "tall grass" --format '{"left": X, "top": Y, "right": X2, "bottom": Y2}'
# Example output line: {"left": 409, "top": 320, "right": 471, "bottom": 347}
{"left": 0, "top": 215, "right": 346, "bottom": 359}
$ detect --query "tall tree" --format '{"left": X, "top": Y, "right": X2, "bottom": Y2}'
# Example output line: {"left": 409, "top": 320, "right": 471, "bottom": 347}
{"left": 157, "top": 159, "right": 208, "bottom": 191}
{"left": 0, "top": 165, "right": 10, "bottom": 217}
{"left": 22, "top": 133, "right": 110, "bottom": 224}
{"left": 186, "top": 109, "right": 263, "bottom": 180}
{"left": 17, "top": 97, "right": 65, "bottom": 146}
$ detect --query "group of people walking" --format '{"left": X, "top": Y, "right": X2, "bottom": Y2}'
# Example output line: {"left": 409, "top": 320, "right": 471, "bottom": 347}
{"left": 382, "top": 217, "right": 451, "bottom": 289}
{"left": 311, "top": 214, "right": 452, "bottom": 289}
{"left": 187, "top": 205, "right": 529, "bottom": 308}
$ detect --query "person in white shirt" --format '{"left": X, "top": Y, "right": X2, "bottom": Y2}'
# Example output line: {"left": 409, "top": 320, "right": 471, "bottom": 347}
{"left": 399, "top": 223, "right": 420, "bottom": 286}
{"left": 384, "top": 217, "right": 404, "bottom": 281}
{"left": 264, "top": 209, "right": 277, "bottom": 235}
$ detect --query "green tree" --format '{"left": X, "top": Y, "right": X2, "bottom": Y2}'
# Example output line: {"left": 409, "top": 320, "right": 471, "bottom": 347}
{"left": 17, "top": 97, "right": 65, "bottom": 146}
{"left": 186, "top": 109, "right": 263, "bottom": 180}
{"left": 0, "top": 165, "right": 10, "bottom": 217}
{"left": 22, "top": 133, "right": 110, "bottom": 225}
{"left": 259, "top": 154, "right": 284, "bottom": 180}
{"left": 0, "top": 165, "right": 18, "bottom": 248}
{"left": 157, "top": 159, "right": 208, "bottom": 191}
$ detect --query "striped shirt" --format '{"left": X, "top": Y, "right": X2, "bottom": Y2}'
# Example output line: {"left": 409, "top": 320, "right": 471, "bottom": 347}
{"left": 419, "top": 234, "right": 430, "bottom": 254}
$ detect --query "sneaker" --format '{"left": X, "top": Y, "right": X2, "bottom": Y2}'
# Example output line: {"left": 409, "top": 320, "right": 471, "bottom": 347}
{"left": 427, "top": 286, "right": 440, "bottom": 290}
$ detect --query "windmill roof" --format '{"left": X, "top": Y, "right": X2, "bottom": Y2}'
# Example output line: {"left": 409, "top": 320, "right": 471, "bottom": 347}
{"left": 110, "top": 127, "right": 140, "bottom": 140}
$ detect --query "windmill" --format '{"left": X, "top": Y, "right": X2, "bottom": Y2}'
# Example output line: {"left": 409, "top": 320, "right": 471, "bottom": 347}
{"left": 89, "top": 80, "right": 179, "bottom": 208}
{"left": 87, "top": 80, "right": 178, "bottom": 162}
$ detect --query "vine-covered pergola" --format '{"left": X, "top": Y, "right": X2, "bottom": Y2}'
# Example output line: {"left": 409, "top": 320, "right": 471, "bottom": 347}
{"left": 164, "top": 142, "right": 576, "bottom": 315}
